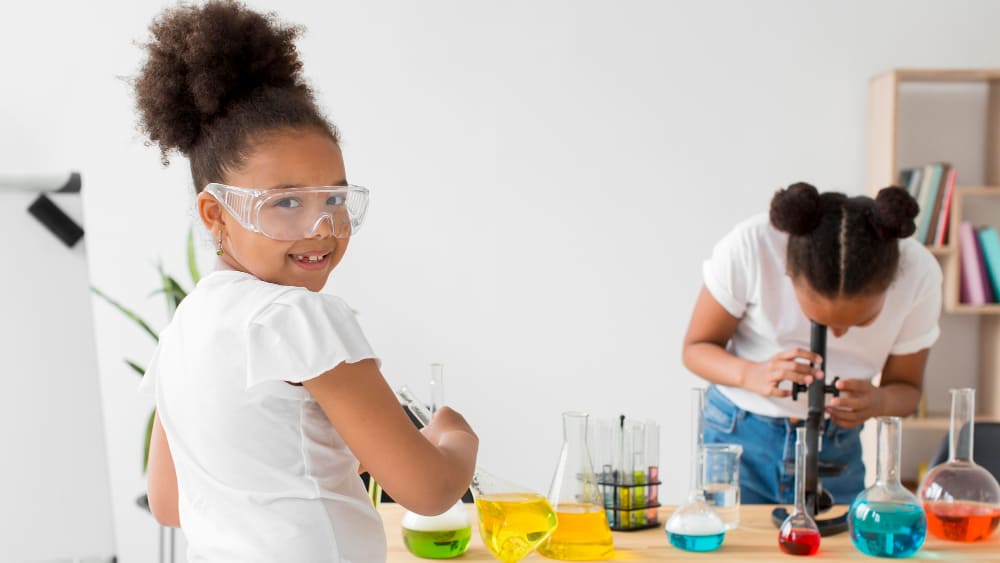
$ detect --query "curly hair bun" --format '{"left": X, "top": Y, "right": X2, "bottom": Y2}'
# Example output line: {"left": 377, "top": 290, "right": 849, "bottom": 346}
{"left": 770, "top": 182, "right": 823, "bottom": 236}
{"left": 134, "top": 0, "right": 307, "bottom": 157}
{"left": 871, "top": 186, "right": 918, "bottom": 239}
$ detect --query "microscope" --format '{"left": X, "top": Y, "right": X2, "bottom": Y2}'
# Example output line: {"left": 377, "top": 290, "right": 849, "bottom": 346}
{"left": 771, "top": 321, "right": 849, "bottom": 536}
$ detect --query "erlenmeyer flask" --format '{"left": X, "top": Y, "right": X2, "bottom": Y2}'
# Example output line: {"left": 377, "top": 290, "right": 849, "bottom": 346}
{"left": 665, "top": 388, "right": 725, "bottom": 552}
{"left": 397, "top": 385, "right": 557, "bottom": 563}
{"left": 847, "top": 416, "right": 926, "bottom": 557}
{"left": 472, "top": 469, "right": 559, "bottom": 563}
{"left": 537, "top": 412, "right": 615, "bottom": 560}
{"left": 918, "top": 388, "right": 1000, "bottom": 542}
{"left": 400, "top": 365, "right": 472, "bottom": 559}
{"left": 778, "top": 428, "right": 821, "bottom": 556}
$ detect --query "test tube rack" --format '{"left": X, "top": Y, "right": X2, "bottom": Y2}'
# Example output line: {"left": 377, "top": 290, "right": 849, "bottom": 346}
{"left": 598, "top": 469, "right": 662, "bottom": 531}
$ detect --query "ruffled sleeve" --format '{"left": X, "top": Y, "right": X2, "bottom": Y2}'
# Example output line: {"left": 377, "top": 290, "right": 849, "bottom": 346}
{"left": 245, "top": 290, "right": 378, "bottom": 389}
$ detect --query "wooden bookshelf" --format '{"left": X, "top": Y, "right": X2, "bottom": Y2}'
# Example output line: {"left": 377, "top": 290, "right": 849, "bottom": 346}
{"left": 864, "top": 68, "right": 1000, "bottom": 484}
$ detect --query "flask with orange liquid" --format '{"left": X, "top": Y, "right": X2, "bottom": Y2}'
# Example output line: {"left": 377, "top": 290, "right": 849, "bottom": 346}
{"left": 537, "top": 412, "right": 615, "bottom": 560}
{"left": 918, "top": 388, "right": 1000, "bottom": 542}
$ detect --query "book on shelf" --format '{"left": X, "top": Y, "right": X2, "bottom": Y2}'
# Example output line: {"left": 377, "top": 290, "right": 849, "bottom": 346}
{"left": 978, "top": 226, "right": 1000, "bottom": 301}
{"left": 923, "top": 163, "right": 951, "bottom": 245}
{"left": 914, "top": 163, "right": 942, "bottom": 244}
{"left": 933, "top": 167, "right": 957, "bottom": 247}
{"left": 897, "top": 163, "right": 953, "bottom": 246}
{"left": 959, "top": 221, "right": 995, "bottom": 305}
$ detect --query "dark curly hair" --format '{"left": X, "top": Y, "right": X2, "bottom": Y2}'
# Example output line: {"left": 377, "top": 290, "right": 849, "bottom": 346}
{"left": 133, "top": 0, "right": 338, "bottom": 191}
{"left": 770, "top": 182, "right": 919, "bottom": 297}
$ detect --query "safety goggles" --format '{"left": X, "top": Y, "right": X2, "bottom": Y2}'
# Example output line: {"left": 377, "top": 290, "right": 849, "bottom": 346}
{"left": 204, "top": 183, "right": 370, "bottom": 240}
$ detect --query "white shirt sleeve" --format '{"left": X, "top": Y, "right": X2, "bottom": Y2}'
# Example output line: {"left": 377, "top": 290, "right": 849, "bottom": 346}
{"left": 245, "top": 290, "right": 378, "bottom": 389}
{"left": 702, "top": 220, "right": 757, "bottom": 318}
{"left": 137, "top": 342, "right": 162, "bottom": 398}
{"left": 890, "top": 251, "right": 943, "bottom": 355}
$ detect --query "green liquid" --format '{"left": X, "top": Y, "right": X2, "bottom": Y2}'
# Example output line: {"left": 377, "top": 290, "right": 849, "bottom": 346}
{"left": 402, "top": 526, "right": 472, "bottom": 559}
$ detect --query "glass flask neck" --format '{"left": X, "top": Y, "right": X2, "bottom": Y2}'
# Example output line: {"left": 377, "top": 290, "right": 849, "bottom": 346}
{"left": 948, "top": 388, "right": 975, "bottom": 463}
{"left": 690, "top": 388, "right": 705, "bottom": 491}
{"left": 429, "top": 363, "right": 444, "bottom": 414}
{"left": 793, "top": 427, "right": 807, "bottom": 514}
{"left": 563, "top": 411, "right": 589, "bottom": 445}
{"left": 875, "top": 416, "right": 903, "bottom": 486}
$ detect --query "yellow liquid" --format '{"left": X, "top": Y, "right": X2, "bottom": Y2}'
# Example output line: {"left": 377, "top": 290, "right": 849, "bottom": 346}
{"left": 537, "top": 503, "right": 615, "bottom": 560}
{"left": 476, "top": 493, "right": 558, "bottom": 563}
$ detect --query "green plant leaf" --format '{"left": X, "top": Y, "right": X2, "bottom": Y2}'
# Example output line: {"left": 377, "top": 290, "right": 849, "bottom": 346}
{"left": 156, "top": 263, "right": 188, "bottom": 318}
{"left": 143, "top": 409, "right": 155, "bottom": 474}
{"left": 91, "top": 286, "right": 159, "bottom": 342}
{"left": 125, "top": 359, "right": 146, "bottom": 377}
{"left": 187, "top": 226, "right": 201, "bottom": 285}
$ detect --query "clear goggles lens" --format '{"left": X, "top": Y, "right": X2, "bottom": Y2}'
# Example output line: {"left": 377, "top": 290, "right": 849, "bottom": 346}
{"left": 204, "top": 183, "right": 370, "bottom": 240}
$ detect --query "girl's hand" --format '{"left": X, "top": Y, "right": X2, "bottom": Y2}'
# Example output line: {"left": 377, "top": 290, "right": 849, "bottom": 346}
{"left": 827, "top": 378, "right": 881, "bottom": 428}
{"left": 742, "top": 348, "right": 824, "bottom": 398}
{"left": 420, "top": 406, "right": 476, "bottom": 447}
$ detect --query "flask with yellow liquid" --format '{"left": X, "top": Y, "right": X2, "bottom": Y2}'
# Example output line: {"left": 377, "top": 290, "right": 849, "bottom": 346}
{"left": 397, "top": 386, "right": 558, "bottom": 563}
{"left": 473, "top": 476, "right": 559, "bottom": 563}
{"left": 537, "top": 412, "right": 615, "bottom": 560}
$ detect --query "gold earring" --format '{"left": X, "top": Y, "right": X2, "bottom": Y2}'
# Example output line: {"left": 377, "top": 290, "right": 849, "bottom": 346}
{"left": 216, "top": 231, "right": 224, "bottom": 256}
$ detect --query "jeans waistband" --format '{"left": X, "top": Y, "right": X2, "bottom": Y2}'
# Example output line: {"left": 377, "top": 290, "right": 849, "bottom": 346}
{"left": 705, "top": 385, "right": 848, "bottom": 437}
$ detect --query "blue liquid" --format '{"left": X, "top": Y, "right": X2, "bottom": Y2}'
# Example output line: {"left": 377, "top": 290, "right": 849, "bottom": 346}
{"left": 848, "top": 501, "right": 926, "bottom": 558}
{"left": 667, "top": 531, "right": 725, "bottom": 552}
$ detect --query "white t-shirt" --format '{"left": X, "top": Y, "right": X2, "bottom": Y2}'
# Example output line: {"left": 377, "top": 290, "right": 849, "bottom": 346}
{"left": 702, "top": 213, "right": 942, "bottom": 419}
{"left": 140, "top": 270, "right": 386, "bottom": 562}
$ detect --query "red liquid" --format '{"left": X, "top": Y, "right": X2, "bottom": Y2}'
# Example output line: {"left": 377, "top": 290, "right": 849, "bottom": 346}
{"left": 778, "top": 528, "right": 821, "bottom": 556}
{"left": 924, "top": 501, "right": 1000, "bottom": 542}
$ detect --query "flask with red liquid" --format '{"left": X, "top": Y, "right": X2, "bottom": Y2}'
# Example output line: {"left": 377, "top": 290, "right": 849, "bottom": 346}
{"left": 778, "top": 427, "right": 821, "bottom": 556}
{"left": 918, "top": 388, "right": 1000, "bottom": 542}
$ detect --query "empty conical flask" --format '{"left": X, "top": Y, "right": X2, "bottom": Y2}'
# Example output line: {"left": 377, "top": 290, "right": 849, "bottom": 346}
{"left": 538, "top": 412, "right": 615, "bottom": 560}
{"left": 918, "top": 388, "right": 1000, "bottom": 542}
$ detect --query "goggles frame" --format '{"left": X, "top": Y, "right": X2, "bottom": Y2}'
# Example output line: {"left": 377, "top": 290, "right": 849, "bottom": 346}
{"left": 204, "top": 182, "right": 370, "bottom": 240}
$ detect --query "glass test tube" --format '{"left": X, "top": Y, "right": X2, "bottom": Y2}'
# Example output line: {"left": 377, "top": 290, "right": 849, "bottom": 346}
{"left": 645, "top": 419, "right": 660, "bottom": 522}
{"left": 429, "top": 363, "right": 444, "bottom": 414}
{"left": 631, "top": 420, "right": 647, "bottom": 526}
{"left": 618, "top": 415, "right": 631, "bottom": 527}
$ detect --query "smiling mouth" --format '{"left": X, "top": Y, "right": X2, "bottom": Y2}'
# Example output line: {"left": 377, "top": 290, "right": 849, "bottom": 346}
{"left": 291, "top": 253, "right": 329, "bottom": 263}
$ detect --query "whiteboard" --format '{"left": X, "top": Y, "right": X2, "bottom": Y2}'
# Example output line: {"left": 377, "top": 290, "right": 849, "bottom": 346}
{"left": 0, "top": 191, "right": 116, "bottom": 562}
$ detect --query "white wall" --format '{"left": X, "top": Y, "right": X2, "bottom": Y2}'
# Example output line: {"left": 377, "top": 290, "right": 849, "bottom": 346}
{"left": 4, "top": 1, "right": 1000, "bottom": 560}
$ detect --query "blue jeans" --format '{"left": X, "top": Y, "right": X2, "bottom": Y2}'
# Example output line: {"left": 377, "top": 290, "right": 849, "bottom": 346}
{"left": 702, "top": 385, "right": 866, "bottom": 505}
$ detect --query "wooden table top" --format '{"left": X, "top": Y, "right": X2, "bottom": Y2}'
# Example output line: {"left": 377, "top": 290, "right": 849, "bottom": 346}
{"left": 381, "top": 503, "right": 1000, "bottom": 561}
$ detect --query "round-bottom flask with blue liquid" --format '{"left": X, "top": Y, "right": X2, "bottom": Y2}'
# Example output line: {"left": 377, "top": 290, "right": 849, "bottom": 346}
{"left": 847, "top": 417, "right": 926, "bottom": 558}
{"left": 664, "top": 491, "right": 725, "bottom": 552}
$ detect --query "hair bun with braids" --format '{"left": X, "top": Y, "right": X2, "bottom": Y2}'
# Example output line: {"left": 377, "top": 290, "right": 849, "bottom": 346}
{"left": 770, "top": 182, "right": 823, "bottom": 236}
{"left": 134, "top": 0, "right": 308, "bottom": 160}
{"left": 871, "top": 186, "right": 919, "bottom": 239}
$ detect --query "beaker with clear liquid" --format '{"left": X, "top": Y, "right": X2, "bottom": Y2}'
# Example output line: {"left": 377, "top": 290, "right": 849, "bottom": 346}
{"left": 778, "top": 427, "right": 821, "bottom": 556}
{"left": 665, "top": 387, "right": 725, "bottom": 552}
{"left": 918, "top": 388, "right": 1000, "bottom": 542}
{"left": 537, "top": 412, "right": 615, "bottom": 560}
{"left": 399, "top": 365, "right": 472, "bottom": 559}
{"left": 397, "top": 385, "right": 557, "bottom": 563}
{"left": 847, "top": 416, "right": 926, "bottom": 558}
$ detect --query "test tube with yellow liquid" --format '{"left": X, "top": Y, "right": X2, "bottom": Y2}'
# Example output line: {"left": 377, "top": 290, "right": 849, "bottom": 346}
{"left": 537, "top": 412, "right": 615, "bottom": 561}
{"left": 397, "top": 386, "right": 558, "bottom": 563}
